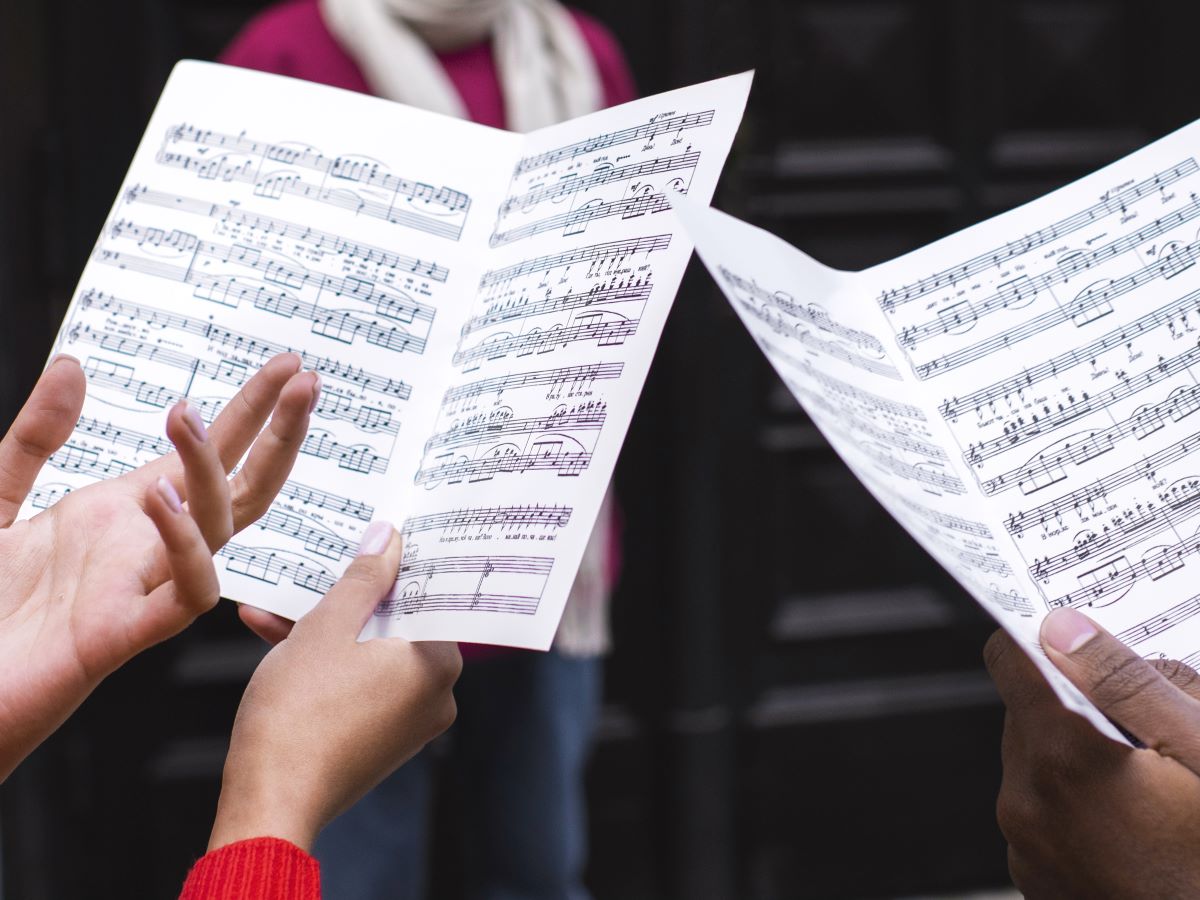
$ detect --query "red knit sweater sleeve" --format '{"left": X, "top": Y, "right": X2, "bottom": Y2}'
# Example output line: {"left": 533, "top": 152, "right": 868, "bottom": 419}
{"left": 178, "top": 838, "right": 321, "bottom": 900}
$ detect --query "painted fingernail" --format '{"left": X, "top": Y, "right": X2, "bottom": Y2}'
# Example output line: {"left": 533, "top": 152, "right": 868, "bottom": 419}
{"left": 157, "top": 477, "right": 183, "bottom": 513}
{"left": 180, "top": 401, "right": 207, "bottom": 442}
{"left": 357, "top": 520, "right": 394, "bottom": 557}
{"left": 309, "top": 375, "right": 323, "bottom": 414}
{"left": 1042, "top": 608, "right": 1099, "bottom": 654}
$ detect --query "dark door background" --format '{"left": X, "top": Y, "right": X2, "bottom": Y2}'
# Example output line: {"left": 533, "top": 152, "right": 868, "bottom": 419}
{"left": 2, "top": 2, "right": 1196, "bottom": 898}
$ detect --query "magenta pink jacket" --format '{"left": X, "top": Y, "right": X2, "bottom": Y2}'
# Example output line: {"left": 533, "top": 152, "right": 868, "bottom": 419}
{"left": 220, "top": 0, "right": 637, "bottom": 128}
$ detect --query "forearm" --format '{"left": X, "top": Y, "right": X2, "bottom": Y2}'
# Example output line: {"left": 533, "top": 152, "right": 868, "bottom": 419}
{"left": 0, "top": 669, "right": 103, "bottom": 784}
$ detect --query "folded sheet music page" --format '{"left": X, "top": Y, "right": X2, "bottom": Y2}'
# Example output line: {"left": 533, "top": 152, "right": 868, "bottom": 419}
{"left": 676, "top": 125, "right": 1200, "bottom": 742}
{"left": 26, "top": 61, "right": 752, "bottom": 650}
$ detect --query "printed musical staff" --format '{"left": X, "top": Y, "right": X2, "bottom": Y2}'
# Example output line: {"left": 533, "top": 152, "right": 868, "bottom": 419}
{"left": 502, "top": 151, "right": 700, "bottom": 216}
{"left": 964, "top": 342, "right": 1200, "bottom": 466}
{"left": 220, "top": 542, "right": 337, "bottom": 595}
{"left": 1116, "top": 592, "right": 1200, "bottom": 647}
{"left": 424, "top": 403, "right": 606, "bottom": 455}
{"left": 479, "top": 236, "right": 671, "bottom": 288}
{"left": 415, "top": 446, "right": 591, "bottom": 486}
{"left": 453, "top": 319, "right": 640, "bottom": 368}
{"left": 720, "top": 267, "right": 885, "bottom": 354}
{"left": 1049, "top": 527, "right": 1200, "bottom": 610}
{"left": 736, "top": 295, "right": 899, "bottom": 378}
{"left": 278, "top": 480, "right": 374, "bottom": 522}
{"left": 896, "top": 496, "right": 992, "bottom": 539}
{"left": 779, "top": 351, "right": 923, "bottom": 419}
{"left": 786, "top": 377, "right": 947, "bottom": 460}
{"left": 79, "top": 290, "right": 413, "bottom": 399}
{"left": 377, "top": 554, "right": 554, "bottom": 616}
{"left": 94, "top": 251, "right": 430, "bottom": 355}
{"left": 878, "top": 159, "right": 1199, "bottom": 310}
{"left": 513, "top": 111, "right": 715, "bottom": 176}
{"left": 981, "top": 385, "right": 1200, "bottom": 496}
{"left": 938, "top": 287, "right": 1200, "bottom": 421}
{"left": 255, "top": 508, "right": 353, "bottom": 561}
{"left": 161, "top": 124, "right": 471, "bottom": 240}
{"left": 302, "top": 430, "right": 388, "bottom": 475}
{"left": 28, "top": 483, "right": 73, "bottom": 510}
{"left": 901, "top": 237, "right": 1200, "bottom": 354}
{"left": 106, "top": 221, "right": 437, "bottom": 325}
{"left": 912, "top": 240, "right": 1200, "bottom": 377}
{"left": 492, "top": 193, "right": 674, "bottom": 247}
{"left": 1028, "top": 479, "right": 1200, "bottom": 581}
{"left": 461, "top": 280, "right": 652, "bottom": 339}
{"left": 46, "top": 444, "right": 134, "bottom": 479}
{"left": 402, "top": 505, "right": 573, "bottom": 535}
{"left": 125, "top": 186, "right": 450, "bottom": 281}
{"left": 1003, "top": 429, "right": 1200, "bottom": 535}
{"left": 441, "top": 364, "right": 624, "bottom": 410}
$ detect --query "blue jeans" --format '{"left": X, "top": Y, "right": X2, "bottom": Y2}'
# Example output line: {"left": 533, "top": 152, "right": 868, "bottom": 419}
{"left": 314, "top": 650, "right": 602, "bottom": 900}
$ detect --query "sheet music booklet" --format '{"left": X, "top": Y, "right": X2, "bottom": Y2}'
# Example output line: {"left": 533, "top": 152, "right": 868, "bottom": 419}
{"left": 28, "top": 61, "right": 753, "bottom": 650}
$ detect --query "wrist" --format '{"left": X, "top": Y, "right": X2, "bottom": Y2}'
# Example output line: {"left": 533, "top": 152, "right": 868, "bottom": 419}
{"left": 209, "top": 766, "right": 320, "bottom": 853}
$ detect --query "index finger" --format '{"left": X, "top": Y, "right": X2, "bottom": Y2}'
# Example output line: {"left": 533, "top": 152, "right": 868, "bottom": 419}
{"left": 983, "top": 628, "right": 1059, "bottom": 714}
{"left": 1042, "top": 608, "right": 1200, "bottom": 765}
{"left": 137, "top": 353, "right": 303, "bottom": 488}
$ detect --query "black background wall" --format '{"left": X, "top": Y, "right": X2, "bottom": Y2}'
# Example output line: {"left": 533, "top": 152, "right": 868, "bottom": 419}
{"left": 2, "top": 2, "right": 1197, "bottom": 898}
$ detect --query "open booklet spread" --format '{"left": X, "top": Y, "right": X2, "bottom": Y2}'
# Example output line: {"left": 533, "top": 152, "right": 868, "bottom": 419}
{"left": 25, "top": 61, "right": 752, "bottom": 650}
{"left": 674, "top": 124, "right": 1200, "bottom": 744}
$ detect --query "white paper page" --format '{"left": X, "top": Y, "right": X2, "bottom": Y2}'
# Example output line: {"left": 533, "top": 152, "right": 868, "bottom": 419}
{"left": 23, "top": 61, "right": 522, "bottom": 622}
{"left": 674, "top": 198, "right": 1129, "bottom": 743}
{"left": 860, "top": 128, "right": 1200, "bottom": 739}
{"left": 365, "top": 74, "right": 754, "bottom": 648}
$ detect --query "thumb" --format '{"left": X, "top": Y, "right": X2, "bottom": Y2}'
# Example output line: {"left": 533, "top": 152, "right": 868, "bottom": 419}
{"left": 299, "top": 521, "right": 402, "bottom": 639}
{"left": 1042, "top": 608, "right": 1200, "bottom": 764}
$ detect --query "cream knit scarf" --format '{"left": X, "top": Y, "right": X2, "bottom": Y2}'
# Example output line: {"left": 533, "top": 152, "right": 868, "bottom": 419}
{"left": 319, "top": 0, "right": 603, "bottom": 132}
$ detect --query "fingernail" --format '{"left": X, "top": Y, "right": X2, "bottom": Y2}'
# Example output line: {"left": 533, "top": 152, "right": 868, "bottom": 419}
{"left": 309, "top": 375, "right": 323, "bottom": 414}
{"left": 50, "top": 353, "right": 79, "bottom": 368}
{"left": 157, "top": 477, "right": 183, "bottom": 513}
{"left": 180, "top": 401, "right": 207, "bottom": 442}
{"left": 357, "top": 520, "right": 394, "bottom": 557}
{"left": 1042, "top": 608, "right": 1099, "bottom": 654}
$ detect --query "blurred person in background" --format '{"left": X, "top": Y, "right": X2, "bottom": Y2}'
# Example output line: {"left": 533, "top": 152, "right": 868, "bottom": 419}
{"left": 221, "top": 5, "right": 632, "bottom": 896}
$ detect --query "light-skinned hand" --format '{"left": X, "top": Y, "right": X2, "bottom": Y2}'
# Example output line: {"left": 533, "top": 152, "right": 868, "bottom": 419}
{"left": 0, "top": 352, "right": 317, "bottom": 781}
{"left": 985, "top": 611, "right": 1200, "bottom": 899}
{"left": 209, "top": 524, "right": 461, "bottom": 853}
